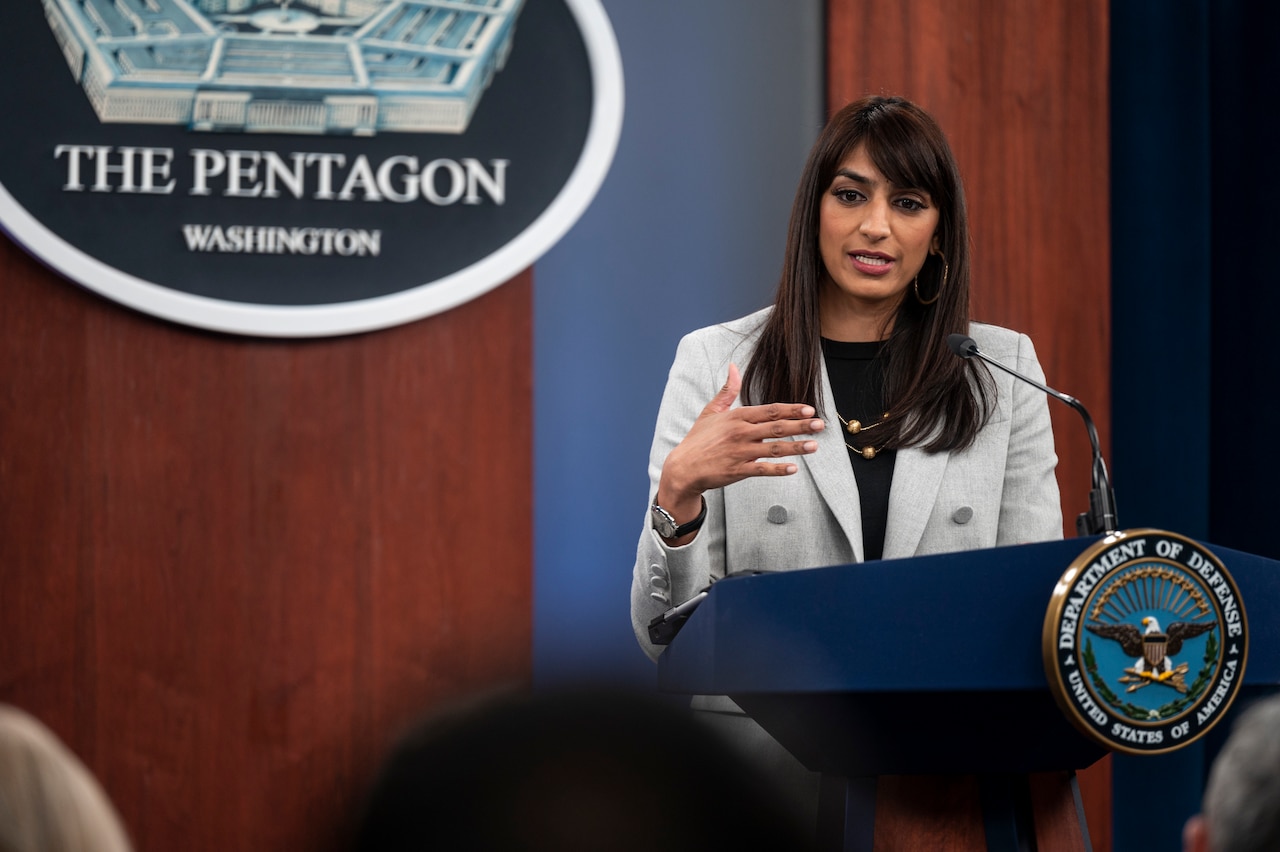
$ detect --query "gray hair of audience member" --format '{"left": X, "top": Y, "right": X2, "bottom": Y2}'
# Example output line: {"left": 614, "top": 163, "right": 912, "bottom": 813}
{"left": 0, "top": 704, "right": 133, "bottom": 852}
{"left": 1185, "top": 695, "right": 1280, "bottom": 852}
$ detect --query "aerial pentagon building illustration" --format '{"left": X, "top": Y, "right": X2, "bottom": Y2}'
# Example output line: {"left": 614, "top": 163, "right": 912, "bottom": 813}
{"left": 42, "top": 0, "right": 525, "bottom": 135}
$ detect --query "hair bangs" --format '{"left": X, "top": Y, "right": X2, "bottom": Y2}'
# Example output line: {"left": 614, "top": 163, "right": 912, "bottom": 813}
{"left": 849, "top": 106, "right": 954, "bottom": 218}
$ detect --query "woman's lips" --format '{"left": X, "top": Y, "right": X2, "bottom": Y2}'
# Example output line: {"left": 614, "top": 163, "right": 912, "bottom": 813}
{"left": 849, "top": 252, "right": 895, "bottom": 276}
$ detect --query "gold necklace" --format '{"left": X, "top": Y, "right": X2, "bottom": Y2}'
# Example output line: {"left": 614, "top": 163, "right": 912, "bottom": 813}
{"left": 835, "top": 411, "right": 890, "bottom": 460}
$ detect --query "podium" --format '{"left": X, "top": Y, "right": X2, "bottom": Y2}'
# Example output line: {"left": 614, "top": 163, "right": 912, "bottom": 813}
{"left": 658, "top": 537, "right": 1280, "bottom": 851}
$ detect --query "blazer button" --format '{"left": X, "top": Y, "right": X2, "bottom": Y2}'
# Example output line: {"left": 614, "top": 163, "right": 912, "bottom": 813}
{"left": 767, "top": 505, "right": 789, "bottom": 524}
{"left": 650, "top": 574, "right": 669, "bottom": 590}
{"left": 650, "top": 591, "right": 670, "bottom": 604}
{"left": 952, "top": 506, "right": 974, "bottom": 524}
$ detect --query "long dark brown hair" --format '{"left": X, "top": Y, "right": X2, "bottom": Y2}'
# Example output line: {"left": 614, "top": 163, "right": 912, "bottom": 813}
{"left": 741, "top": 95, "right": 993, "bottom": 452}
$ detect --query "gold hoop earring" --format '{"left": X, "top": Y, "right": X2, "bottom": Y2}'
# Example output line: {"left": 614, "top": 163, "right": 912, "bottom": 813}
{"left": 914, "top": 255, "right": 947, "bottom": 306}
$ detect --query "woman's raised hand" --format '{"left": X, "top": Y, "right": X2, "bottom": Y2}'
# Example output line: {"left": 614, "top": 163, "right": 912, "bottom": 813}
{"left": 656, "top": 363, "right": 824, "bottom": 525}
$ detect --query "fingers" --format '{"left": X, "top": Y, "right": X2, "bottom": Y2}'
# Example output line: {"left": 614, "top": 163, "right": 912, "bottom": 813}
{"left": 739, "top": 401, "right": 821, "bottom": 426}
{"left": 701, "top": 362, "right": 742, "bottom": 417}
{"left": 762, "top": 416, "right": 825, "bottom": 440}
{"left": 724, "top": 362, "right": 741, "bottom": 396}
{"left": 747, "top": 461, "right": 800, "bottom": 477}
{"left": 668, "top": 366, "right": 827, "bottom": 492}
{"left": 733, "top": 438, "right": 820, "bottom": 478}
{"left": 760, "top": 438, "right": 820, "bottom": 459}
{"left": 730, "top": 411, "right": 824, "bottom": 447}
{"left": 702, "top": 365, "right": 823, "bottom": 437}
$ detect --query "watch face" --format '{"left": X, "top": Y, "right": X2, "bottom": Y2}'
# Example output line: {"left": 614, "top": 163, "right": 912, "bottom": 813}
{"left": 650, "top": 505, "right": 677, "bottom": 539}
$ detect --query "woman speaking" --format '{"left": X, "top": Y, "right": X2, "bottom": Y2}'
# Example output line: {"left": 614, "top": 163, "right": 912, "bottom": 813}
{"left": 630, "top": 95, "right": 1063, "bottom": 824}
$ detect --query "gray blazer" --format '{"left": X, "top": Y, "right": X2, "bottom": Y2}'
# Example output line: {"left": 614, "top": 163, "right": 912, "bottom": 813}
{"left": 631, "top": 307, "right": 1063, "bottom": 662}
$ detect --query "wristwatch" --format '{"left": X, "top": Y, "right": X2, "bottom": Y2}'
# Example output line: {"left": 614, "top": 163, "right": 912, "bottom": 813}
{"left": 650, "top": 496, "right": 707, "bottom": 539}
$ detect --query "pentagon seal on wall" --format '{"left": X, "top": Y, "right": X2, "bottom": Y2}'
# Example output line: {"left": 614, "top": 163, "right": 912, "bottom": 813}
{"left": 1043, "top": 529, "right": 1248, "bottom": 754}
{"left": 0, "top": 0, "right": 623, "bottom": 337}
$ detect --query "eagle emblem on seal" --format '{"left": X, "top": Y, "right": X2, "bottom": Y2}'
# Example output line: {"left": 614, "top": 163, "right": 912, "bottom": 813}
{"left": 1086, "top": 616, "right": 1218, "bottom": 694}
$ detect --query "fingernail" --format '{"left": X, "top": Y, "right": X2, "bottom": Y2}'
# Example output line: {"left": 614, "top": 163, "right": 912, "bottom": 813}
{"left": 803, "top": 441, "right": 818, "bottom": 452}
{"left": 784, "top": 464, "right": 797, "bottom": 474}
{"left": 801, "top": 406, "right": 815, "bottom": 417}
{"left": 811, "top": 419, "right": 825, "bottom": 431}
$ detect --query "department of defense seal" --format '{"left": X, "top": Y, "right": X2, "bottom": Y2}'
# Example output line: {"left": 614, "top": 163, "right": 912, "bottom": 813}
{"left": 1043, "top": 529, "right": 1248, "bottom": 755}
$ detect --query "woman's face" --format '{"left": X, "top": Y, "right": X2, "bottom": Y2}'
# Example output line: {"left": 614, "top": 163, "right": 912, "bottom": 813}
{"left": 817, "top": 144, "right": 941, "bottom": 339}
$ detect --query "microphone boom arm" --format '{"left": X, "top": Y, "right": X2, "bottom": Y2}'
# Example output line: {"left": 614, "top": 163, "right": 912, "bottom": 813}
{"left": 948, "top": 334, "right": 1118, "bottom": 536}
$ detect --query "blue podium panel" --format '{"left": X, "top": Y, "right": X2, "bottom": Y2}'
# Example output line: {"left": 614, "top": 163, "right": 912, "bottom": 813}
{"left": 1207, "top": 542, "right": 1280, "bottom": 685}
{"left": 658, "top": 537, "right": 1279, "bottom": 777}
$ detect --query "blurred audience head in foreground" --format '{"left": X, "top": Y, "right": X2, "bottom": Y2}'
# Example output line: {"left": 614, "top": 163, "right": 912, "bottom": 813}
{"left": 0, "top": 703, "right": 133, "bottom": 852}
{"left": 354, "top": 686, "right": 814, "bottom": 852}
{"left": 1184, "top": 694, "right": 1280, "bottom": 852}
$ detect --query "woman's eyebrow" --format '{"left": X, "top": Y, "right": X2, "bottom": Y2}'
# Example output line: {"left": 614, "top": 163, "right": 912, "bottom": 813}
{"left": 833, "top": 169, "right": 929, "bottom": 197}
{"left": 833, "top": 168, "right": 876, "bottom": 185}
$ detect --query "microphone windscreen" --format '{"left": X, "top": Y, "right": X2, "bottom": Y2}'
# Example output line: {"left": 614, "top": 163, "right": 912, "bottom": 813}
{"left": 947, "top": 333, "right": 977, "bottom": 358}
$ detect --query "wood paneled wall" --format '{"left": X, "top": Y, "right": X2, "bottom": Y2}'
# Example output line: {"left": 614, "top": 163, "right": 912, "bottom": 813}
{"left": 827, "top": 0, "right": 1112, "bottom": 847}
{"left": 0, "top": 235, "right": 533, "bottom": 850}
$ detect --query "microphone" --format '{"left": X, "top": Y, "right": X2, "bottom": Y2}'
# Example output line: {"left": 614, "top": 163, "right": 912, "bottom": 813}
{"left": 947, "top": 333, "right": 1118, "bottom": 536}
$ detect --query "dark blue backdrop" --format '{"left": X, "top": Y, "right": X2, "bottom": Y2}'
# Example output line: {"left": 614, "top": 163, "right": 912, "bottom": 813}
{"left": 1112, "top": 1, "right": 1280, "bottom": 850}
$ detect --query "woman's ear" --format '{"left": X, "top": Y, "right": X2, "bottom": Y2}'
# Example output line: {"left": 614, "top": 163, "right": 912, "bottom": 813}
{"left": 931, "top": 235, "right": 942, "bottom": 256}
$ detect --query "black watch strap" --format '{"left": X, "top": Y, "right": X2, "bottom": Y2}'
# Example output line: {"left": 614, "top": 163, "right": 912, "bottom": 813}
{"left": 651, "top": 496, "right": 707, "bottom": 539}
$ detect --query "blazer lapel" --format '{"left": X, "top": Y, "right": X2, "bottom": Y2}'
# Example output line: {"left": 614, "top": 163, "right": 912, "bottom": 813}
{"left": 802, "top": 360, "right": 864, "bottom": 562}
{"left": 883, "top": 445, "right": 949, "bottom": 559}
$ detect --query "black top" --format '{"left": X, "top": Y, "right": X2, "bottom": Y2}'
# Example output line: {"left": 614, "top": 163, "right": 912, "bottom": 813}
{"left": 821, "top": 338, "right": 896, "bottom": 561}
